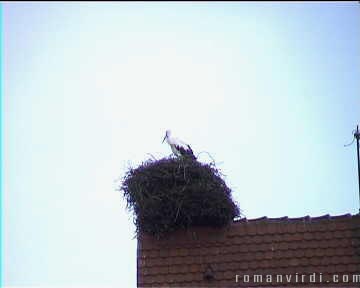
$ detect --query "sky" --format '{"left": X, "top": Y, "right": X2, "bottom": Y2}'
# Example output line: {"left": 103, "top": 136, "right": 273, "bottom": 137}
{"left": 2, "top": 2, "right": 360, "bottom": 287}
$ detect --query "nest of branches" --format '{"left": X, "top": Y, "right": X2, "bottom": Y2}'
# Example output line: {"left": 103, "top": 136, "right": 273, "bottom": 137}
{"left": 121, "top": 157, "right": 240, "bottom": 237}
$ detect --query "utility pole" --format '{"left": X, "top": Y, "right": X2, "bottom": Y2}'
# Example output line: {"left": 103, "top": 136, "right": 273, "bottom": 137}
{"left": 345, "top": 125, "right": 360, "bottom": 214}
{"left": 355, "top": 126, "right": 360, "bottom": 214}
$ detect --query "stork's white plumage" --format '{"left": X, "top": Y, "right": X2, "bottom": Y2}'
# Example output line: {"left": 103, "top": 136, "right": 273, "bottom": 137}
{"left": 162, "top": 130, "right": 196, "bottom": 160}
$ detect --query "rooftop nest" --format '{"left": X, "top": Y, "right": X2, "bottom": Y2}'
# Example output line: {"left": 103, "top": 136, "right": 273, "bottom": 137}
{"left": 120, "top": 156, "right": 240, "bottom": 237}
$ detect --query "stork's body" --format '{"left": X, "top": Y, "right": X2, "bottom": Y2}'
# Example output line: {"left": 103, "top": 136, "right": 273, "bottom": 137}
{"left": 162, "top": 130, "right": 196, "bottom": 160}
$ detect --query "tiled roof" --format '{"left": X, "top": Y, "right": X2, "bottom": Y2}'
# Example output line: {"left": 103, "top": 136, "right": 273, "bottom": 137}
{"left": 137, "top": 214, "right": 360, "bottom": 287}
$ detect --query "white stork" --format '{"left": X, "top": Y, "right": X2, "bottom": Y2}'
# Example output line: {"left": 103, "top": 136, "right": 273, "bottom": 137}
{"left": 162, "top": 130, "right": 196, "bottom": 160}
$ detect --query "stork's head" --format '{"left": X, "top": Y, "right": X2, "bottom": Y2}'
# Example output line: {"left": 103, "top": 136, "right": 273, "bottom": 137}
{"left": 162, "top": 130, "right": 171, "bottom": 143}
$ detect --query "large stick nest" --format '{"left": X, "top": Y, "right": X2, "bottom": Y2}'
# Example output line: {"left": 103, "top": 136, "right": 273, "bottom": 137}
{"left": 121, "top": 157, "right": 240, "bottom": 237}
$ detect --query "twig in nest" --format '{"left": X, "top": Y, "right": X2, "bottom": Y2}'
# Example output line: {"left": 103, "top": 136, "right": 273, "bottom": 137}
{"left": 174, "top": 186, "right": 187, "bottom": 222}
{"left": 174, "top": 198, "right": 184, "bottom": 222}
{"left": 147, "top": 153, "right": 157, "bottom": 160}
{"left": 182, "top": 162, "right": 189, "bottom": 180}
{"left": 196, "top": 151, "right": 217, "bottom": 166}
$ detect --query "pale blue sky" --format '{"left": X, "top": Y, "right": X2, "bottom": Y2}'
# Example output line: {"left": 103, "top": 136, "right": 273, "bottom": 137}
{"left": 3, "top": 2, "right": 360, "bottom": 287}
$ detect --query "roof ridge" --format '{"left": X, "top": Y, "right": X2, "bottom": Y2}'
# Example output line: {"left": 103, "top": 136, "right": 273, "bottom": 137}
{"left": 234, "top": 213, "right": 357, "bottom": 223}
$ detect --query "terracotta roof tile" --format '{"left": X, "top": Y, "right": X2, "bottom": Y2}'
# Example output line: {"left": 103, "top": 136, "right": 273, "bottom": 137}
{"left": 137, "top": 214, "right": 360, "bottom": 287}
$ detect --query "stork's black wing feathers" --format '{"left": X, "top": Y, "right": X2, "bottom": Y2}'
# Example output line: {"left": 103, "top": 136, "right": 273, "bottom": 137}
{"left": 175, "top": 144, "right": 196, "bottom": 160}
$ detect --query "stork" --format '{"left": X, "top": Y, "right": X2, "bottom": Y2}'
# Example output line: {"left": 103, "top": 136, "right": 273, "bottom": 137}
{"left": 162, "top": 130, "right": 196, "bottom": 160}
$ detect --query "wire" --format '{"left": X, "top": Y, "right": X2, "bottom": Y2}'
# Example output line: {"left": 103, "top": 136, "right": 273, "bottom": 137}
{"left": 344, "top": 129, "right": 357, "bottom": 147}
{"left": 344, "top": 138, "right": 355, "bottom": 147}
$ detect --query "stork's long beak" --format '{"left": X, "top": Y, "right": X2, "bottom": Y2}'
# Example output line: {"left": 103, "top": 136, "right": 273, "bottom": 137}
{"left": 162, "top": 135, "right": 166, "bottom": 143}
